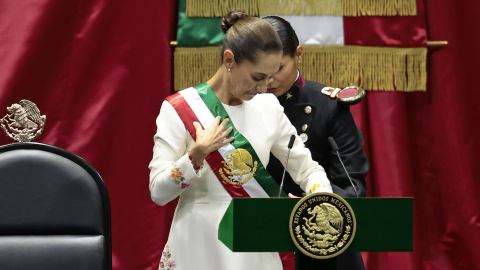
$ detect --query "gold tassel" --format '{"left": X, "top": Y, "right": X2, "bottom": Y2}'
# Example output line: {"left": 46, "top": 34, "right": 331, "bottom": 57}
{"left": 174, "top": 47, "right": 221, "bottom": 91}
{"left": 344, "top": 0, "right": 417, "bottom": 16}
{"left": 186, "top": 0, "right": 417, "bottom": 17}
{"left": 173, "top": 46, "right": 427, "bottom": 92}
{"left": 300, "top": 46, "right": 427, "bottom": 91}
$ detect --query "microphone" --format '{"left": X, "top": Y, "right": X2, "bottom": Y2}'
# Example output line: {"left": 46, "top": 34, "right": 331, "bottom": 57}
{"left": 278, "top": 135, "right": 296, "bottom": 197}
{"left": 328, "top": 137, "right": 339, "bottom": 151}
{"left": 288, "top": 135, "right": 295, "bottom": 148}
{"left": 328, "top": 137, "right": 359, "bottom": 198}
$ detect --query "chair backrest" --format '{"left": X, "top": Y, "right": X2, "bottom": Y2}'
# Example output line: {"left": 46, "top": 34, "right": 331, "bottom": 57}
{"left": 0, "top": 142, "right": 112, "bottom": 270}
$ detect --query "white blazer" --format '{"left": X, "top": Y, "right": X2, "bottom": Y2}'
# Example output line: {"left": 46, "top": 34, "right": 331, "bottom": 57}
{"left": 149, "top": 91, "right": 331, "bottom": 270}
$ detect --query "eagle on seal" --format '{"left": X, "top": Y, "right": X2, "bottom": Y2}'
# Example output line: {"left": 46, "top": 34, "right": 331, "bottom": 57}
{"left": 7, "top": 99, "right": 44, "bottom": 129}
{"left": 304, "top": 203, "right": 344, "bottom": 235}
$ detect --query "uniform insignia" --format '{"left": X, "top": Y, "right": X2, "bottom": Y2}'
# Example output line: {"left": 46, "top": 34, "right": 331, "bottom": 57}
{"left": 321, "top": 86, "right": 366, "bottom": 105}
{"left": 0, "top": 99, "right": 46, "bottom": 142}
{"left": 219, "top": 148, "right": 258, "bottom": 185}
{"left": 289, "top": 193, "right": 356, "bottom": 259}
{"left": 286, "top": 92, "right": 293, "bottom": 99}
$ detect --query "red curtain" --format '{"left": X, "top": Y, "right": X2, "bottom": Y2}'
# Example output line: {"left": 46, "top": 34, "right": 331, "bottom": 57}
{"left": 0, "top": 0, "right": 178, "bottom": 269}
{"left": 0, "top": 0, "right": 479, "bottom": 270}
{"left": 348, "top": 0, "right": 480, "bottom": 269}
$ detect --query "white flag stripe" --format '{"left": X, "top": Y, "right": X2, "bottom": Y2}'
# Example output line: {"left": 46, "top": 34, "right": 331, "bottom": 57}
{"left": 273, "top": 15, "right": 344, "bottom": 45}
{"left": 179, "top": 88, "right": 270, "bottom": 198}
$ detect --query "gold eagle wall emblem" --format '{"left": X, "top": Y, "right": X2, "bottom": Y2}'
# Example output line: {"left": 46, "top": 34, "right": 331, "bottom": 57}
{"left": 219, "top": 148, "right": 257, "bottom": 185}
{"left": 1, "top": 100, "right": 46, "bottom": 142}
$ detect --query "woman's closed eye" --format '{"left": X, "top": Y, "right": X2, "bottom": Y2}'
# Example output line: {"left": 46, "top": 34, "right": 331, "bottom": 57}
{"left": 252, "top": 75, "right": 266, "bottom": 82}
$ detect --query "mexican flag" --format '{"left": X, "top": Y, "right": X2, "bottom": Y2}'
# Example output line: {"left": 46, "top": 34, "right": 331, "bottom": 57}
{"left": 174, "top": 0, "right": 427, "bottom": 92}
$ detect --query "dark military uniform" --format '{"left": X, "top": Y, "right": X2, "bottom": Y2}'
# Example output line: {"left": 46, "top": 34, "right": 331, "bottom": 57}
{"left": 267, "top": 73, "right": 369, "bottom": 270}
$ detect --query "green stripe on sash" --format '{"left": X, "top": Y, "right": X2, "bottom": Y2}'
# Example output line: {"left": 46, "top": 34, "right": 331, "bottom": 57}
{"left": 194, "top": 82, "right": 287, "bottom": 198}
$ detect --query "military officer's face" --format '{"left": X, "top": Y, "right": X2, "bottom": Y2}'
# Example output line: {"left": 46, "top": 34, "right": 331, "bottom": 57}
{"left": 227, "top": 52, "right": 282, "bottom": 101}
{"left": 267, "top": 46, "right": 303, "bottom": 97}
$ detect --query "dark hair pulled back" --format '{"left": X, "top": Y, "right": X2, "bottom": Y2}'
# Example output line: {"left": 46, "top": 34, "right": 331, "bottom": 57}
{"left": 262, "top": 16, "right": 299, "bottom": 58}
{"left": 220, "top": 10, "right": 282, "bottom": 64}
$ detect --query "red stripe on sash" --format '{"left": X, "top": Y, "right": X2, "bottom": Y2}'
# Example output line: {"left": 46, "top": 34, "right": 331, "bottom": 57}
{"left": 166, "top": 93, "right": 250, "bottom": 198}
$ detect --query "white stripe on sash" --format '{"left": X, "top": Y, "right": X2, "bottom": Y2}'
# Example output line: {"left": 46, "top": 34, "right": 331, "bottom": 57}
{"left": 179, "top": 88, "right": 269, "bottom": 198}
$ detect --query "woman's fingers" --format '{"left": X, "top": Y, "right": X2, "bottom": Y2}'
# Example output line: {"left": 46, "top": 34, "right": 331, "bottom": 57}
{"left": 219, "top": 117, "right": 229, "bottom": 129}
{"left": 222, "top": 136, "right": 235, "bottom": 146}
{"left": 288, "top": 193, "right": 300, "bottom": 198}
{"left": 193, "top": 121, "right": 203, "bottom": 131}
{"left": 221, "top": 126, "right": 233, "bottom": 138}
{"left": 197, "top": 117, "right": 235, "bottom": 151}
{"left": 213, "top": 116, "right": 221, "bottom": 126}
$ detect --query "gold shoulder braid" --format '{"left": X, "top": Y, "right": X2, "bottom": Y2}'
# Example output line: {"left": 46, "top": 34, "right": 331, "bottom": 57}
{"left": 321, "top": 86, "right": 366, "bottom": 105}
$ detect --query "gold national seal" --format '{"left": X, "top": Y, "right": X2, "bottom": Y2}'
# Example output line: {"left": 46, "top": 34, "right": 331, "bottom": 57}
{"left": 289, "top": 192, "right": 356, "bottom": 259}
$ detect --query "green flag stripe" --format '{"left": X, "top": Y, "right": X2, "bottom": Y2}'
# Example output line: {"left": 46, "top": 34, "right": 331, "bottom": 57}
{"left": 177, "top": 0, "right": 223, "bottom": 47}
{"left": 194, "top": 82, "right": 287, "bottom": 197}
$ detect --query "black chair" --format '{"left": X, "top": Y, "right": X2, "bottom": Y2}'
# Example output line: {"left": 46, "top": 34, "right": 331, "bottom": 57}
{"left": 0, "top": 143, "right": 112, "bottom": 270}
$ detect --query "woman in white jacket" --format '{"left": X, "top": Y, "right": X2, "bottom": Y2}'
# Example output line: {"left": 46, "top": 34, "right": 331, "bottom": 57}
{"left": 149, "top": 10, "right": 332, "bottom": 270}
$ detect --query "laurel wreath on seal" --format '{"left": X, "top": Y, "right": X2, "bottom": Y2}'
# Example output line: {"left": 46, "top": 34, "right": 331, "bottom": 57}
{"left": 295, "top": 225, "right": 351, "bottom": 255}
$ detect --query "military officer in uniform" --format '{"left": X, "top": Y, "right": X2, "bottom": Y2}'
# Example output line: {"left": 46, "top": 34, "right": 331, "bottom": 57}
{"left": 263, "top": 16, "right": 369, "bottom": 270}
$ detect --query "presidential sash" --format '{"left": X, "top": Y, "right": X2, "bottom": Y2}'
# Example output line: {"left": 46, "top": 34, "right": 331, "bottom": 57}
{"left": 166, "top": 82, "right": 287, "bottom": 198}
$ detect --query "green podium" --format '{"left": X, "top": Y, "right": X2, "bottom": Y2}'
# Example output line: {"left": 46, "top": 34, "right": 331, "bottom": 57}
{"left": 218, "top": 198, "right": 413, "bottom": 269}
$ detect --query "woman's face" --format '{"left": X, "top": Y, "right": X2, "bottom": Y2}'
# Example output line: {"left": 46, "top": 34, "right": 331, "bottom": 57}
{"left": 267, "top": 46, "right": 302, "bottom": 97}
{"left": 227, "top": 52, "right": 282, "bottom": 101}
